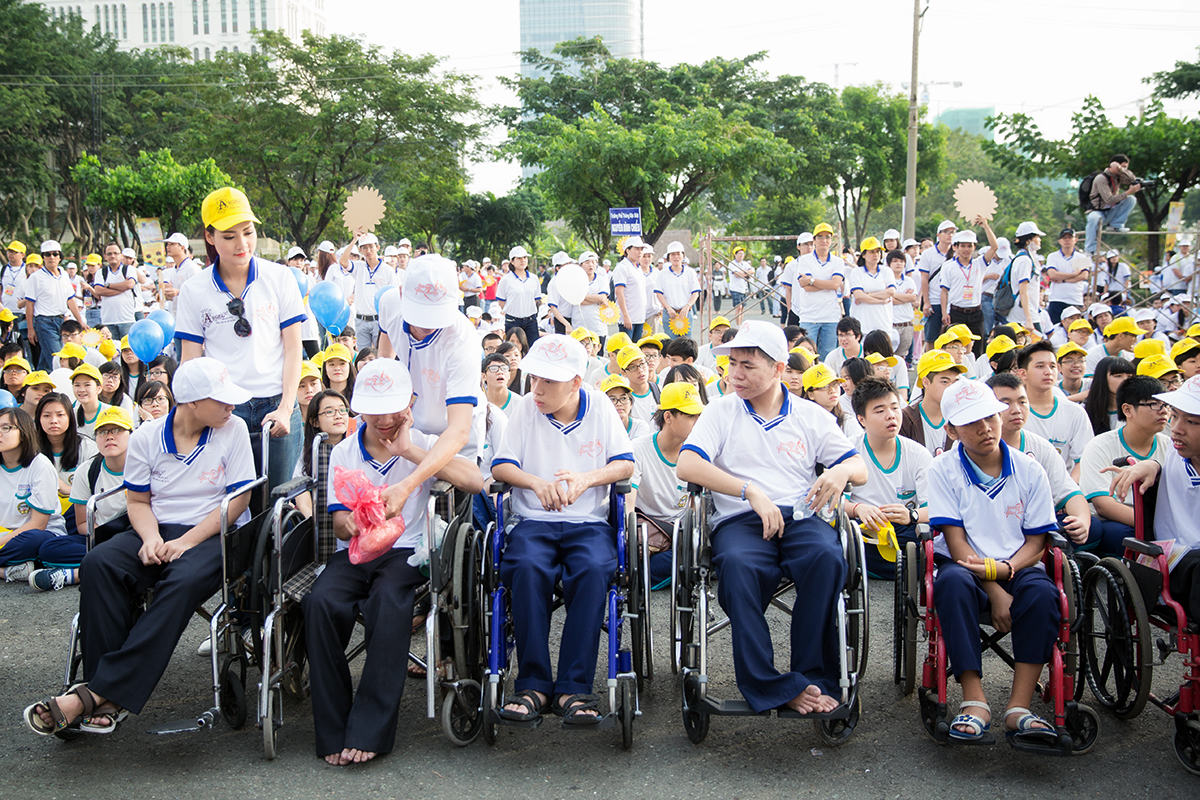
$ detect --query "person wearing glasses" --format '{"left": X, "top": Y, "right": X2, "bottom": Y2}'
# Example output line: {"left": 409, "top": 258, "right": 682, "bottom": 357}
{"left": 134, "top": 380, "right": 175, "bottom": 426}
{"left": 98, "top": 361, "right": 134, "bottom": 417}
{"left": 294, "top": 388, "right": 349, "bottom": 518}
{"left": 22, "top": 240, "right": 85, "bottom": 373}
{"left": 145, "top": 355, "right": 176, "bottom": 389}
{"left": 481, "top": 353, "right": 516, "bottom": 412}
{"left": 0, "top": 407, "right": 70, "bottom": 587}
{"left": 176, "top": 187, "right": 306, "bottom": 495}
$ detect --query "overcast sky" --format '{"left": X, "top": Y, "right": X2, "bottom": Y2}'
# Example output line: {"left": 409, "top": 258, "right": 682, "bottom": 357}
{"left": 327, "top": 0, "right": 1200, "bottom": 194}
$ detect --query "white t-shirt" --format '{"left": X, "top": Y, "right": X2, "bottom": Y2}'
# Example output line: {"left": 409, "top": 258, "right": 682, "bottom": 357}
{"left": 1009, "top": 430, "right": 1083, "bottom": 509}
{"left": 481, "top": 403, "right": 509, "bottom": 480}
{"left": 496, "top": 270, "right": 540, "bottom": 318}
{"left": 1, "top": 263, "right": 25, "bottom": 313}
{"left": 630, "top": 387, "right": 657, "bottom": 425}
{"left": 928, "top": 440, "right": 1059, "bottom": 560}
{"left": 611, "top": 258, "right": 647, "bottom": 324}
{"left": 918, "top": 402, "right": 949, "bottom": 458}
{"left": 1084, "top": 343, "right": 1131, "bottom": 378}
{"left": 727, "top": 259, "right": 752, "bottom": 294}
{"left": 655, "top": 266, "right": 701, "bottom": 310}
{"left": 100, "top": 264, "right": 138, "bottom": 325}
{"left": 982, "top": 255, "right": 1008, "bottom": 296}
{"left": 574, "top": 268, "right": 609, "bottom": 333}
{"left": 1045, "top": 249, "right": 1091, "bottom": 306}
{"left": 1008, "top": 251, "right": 1042, "bottom": 327}
{"left": 1153, "top": 452, "right": 1200, "bottom": 569}
{"left": 175, "top": 257, "right": 307, "bottom": 399}
{"left": 892, "top": 272, "right": 918, "bottom": 324}
{"left": 792, "top": 252, "right": 845, "bottom": 323}
{"left": 1100, "top": 260, "right": 1132, "bottom": 294}
{"left": 1024, "top": 396, "right": 1094, "bottom": 470}
{"left": 351, "top": 259, "right": 396, "bottom": 317}
{"left": 631, "top": 432, "right": 689, "bottom": 528}
{"left": 848, "top": 266, "right": 896, "bottom": 335}
{"left": 849, "top": 433, "right": 931, "bottom": 513}
{"left": 917, "top": 243, "right": 951, "bottom": 305}
{"left": 0, "top": 453, "right": 66, "bottom": 535}
{"left": 1079, "top": 428, "right": 1170, "bottom": 515}
{"left": 326, "top": 425, "right": 435, "bottom": 551}
{"left": 69, "top": 453, "right": 125, "bottom": 528}
{"left": 24, "top": 268, "right": 77, "bottom": 318}
{"left": 624, "top": 416, "right": 652, "bottom": 441}
{"left": 938, "top": 256, "right": 986, "bottom": 308}
{"left": 680, "top": 389, "right": 857, "bottom": 528}
{"left": 491, "top": 388, "right": 634, "bottom": 523}
{"left": 122, "top": 409, "right": 256, "bottom": 527}
{"left": 51, "top": 436, "right": 98, "bottom": 494}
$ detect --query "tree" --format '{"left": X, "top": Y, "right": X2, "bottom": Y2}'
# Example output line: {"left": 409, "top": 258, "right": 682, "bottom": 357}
{"left": 499, "top": 39, "right": 793, "bottom": 253}
{"left": 437, "top": 192, "right": 540, "bottom": 262}
{"left": 1150, "top": 46, "right": 1200, "bottom": 100}
{"left": 986, "top": 96, "right": 1200, "bottom": 264}
{"left": 72, "top": 149, "right": 233, "bottom": 245}
{"left": 177, "top": 30, "right": 480, "bottom": 252}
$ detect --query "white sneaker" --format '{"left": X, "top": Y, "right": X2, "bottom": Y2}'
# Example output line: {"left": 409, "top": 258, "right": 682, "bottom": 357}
{"left": 197, "top": 638, "right": 213, "bottom": 656}
{"left": 4, "top": 561, "right": 35, "bottom": 583}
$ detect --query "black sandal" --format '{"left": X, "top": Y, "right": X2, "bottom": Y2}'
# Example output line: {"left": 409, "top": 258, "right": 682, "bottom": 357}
{"left": 497, "top": 690, "right": 546, "bottom": 722}
{"left": 553, "top": 693, "right": 602, "bottom": 726}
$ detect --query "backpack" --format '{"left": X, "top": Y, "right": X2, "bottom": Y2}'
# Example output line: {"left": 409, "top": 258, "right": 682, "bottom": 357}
{"left": 84, "top": 454, "right": 130, "bottom": 544}
{"left": 1079, "top": 171, "right": 1102, "bottom": 213}
{"left": 993, "top": 251, "right": 1029, "bottom": 318}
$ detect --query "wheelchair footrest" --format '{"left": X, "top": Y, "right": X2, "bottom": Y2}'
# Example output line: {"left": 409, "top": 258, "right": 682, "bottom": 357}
{"left": 492, "top": 713, "right": 544, "bottom": 731}
{"left": 1005, "top": 730, "right": 1073, "bottom": 756}
{"left": 946, "top": 732, "right": 996, "bottom": 747}
{"left": 146, "top": 708, "right": 218, "bottom": 735}
{"left": 696, "top": 696, "right": 851, "bottom": 720}
{"left": 560, "top": 713, "right": 617, "bottom": 731}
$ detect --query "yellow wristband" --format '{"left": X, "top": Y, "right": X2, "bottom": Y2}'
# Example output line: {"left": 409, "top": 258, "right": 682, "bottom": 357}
{"left": 984, "top": 558, "right": 996, "bottom": 581}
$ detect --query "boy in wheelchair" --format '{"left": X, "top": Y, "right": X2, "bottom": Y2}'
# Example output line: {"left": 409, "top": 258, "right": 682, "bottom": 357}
{"left": 490, "top": 334, "right": 635, "bottom": 725}
{"left": 926, "top": 380, "right": 1062, "bottom": 744}
{"left": 303, "top": 359, "right": 482, "bottom": 765}
{"left": 675, "top": 322, "right": 867, "bottom": 714}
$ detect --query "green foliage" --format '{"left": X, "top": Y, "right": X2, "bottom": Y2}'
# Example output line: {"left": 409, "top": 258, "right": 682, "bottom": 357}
{"left": 438, "top": 192, "right": 540, "bottom": 262}
{"left": 72, "top": 149, "right": 232, "bottom": 243}
{"left": 1150, "top": 46, "right": 1200, "bottom": 100}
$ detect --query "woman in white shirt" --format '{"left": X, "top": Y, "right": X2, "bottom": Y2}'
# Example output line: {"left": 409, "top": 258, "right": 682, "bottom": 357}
{"left": 0, "top": 407, "right": 72, "bottom": 584}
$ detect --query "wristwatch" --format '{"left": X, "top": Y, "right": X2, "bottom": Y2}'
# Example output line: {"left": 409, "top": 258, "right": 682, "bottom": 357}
{"left": 908, "top": 507, "right": 919, "bottom": 526}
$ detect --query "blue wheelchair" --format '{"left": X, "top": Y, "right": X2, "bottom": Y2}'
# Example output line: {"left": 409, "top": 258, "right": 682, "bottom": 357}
{"left": 480, "top": 480, "right": 647, "bottom": 750}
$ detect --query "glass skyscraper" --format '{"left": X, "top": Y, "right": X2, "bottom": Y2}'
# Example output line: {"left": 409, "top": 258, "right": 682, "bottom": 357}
{"left": 520, "top": 0, "right": 644, "bottom": 75}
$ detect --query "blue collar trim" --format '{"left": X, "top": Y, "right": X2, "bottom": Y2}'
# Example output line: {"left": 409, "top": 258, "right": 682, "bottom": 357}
{"left": 211, "top": 256, "right": 259, "bottom": 298}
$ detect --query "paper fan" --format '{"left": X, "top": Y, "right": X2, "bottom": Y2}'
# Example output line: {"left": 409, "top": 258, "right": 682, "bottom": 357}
{"left": 669, "top": 315, "right": 690, "bottom": 335}
{"left": 953, "top": 180, "right": 997, "bottom": 223}
{"left": 342, "top": 186, "right": 387, "bottom": 234}
{"left": 598, "top": 302, "right": 619, "bottom": 325}
{"left": 81, "top": 329, "right": 103, "bottom": 348}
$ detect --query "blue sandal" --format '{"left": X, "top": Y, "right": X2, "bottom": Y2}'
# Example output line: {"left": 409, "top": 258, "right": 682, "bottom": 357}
{"left": 1004, "top": 707, "right": 1057, "bottom": 742}
{"left": 948, "top": 700, "right": 991, "bottom": 741}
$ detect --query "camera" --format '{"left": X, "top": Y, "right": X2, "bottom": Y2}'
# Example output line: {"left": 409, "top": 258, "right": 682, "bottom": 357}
{"left": 1135, "top": 177, "right": 1156, "bottom": 189}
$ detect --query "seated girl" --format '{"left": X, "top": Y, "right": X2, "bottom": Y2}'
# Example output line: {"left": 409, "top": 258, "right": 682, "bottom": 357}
{"left": 294, "top": 389, "right": 349, "bottom": 518}
{"left": 0, "top": 407, "right": 70, "bottom": 587}
{"left": 35, "top": 392, "right": 97, "bottom": 537}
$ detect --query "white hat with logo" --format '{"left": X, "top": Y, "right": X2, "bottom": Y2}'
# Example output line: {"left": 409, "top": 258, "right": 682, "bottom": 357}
{"left": 520, "top": 334, "right": 588, "bottom": 382}
{"left": 400, "top": 254, "right": 460, "bottom": 329}
{"left": 941, "top": 380, "right": 1008, "bottom": 427}
{"left": 711, "top": 320, "right": 788, "bottom": 364}
{"left": 174, "top": 356, "right": 252, "bottom": 405}
{"left": 351, "top": 359, "right": 414, "bottom": 415}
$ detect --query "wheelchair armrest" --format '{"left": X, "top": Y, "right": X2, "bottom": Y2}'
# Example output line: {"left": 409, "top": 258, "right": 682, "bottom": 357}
{"left": 1048, "top": 530, "right": 1069, "bottom": 551}
{"left": 221, "top": 476, "right": 267, "bottom": 533}
{"left": 430, "top": 480, "right": 452, "bottom": 497}
{"left": 919, "top": 528, "right": 937, "bottom": 542}
{"left": 687, "top": 482, "right": 704, "bottom": 495}
{"left": 1122, "top": 537, "right": 1164, "bottom": 559}
{"left": 615, "top": 479, "right": 631, "bottom": 495}
{"left": 489, "top": 481, "right": 511, "bottom": 495}
{"left": 270, "top": 476, "right": 313, "bottom": 501}
{"left": 86, "top": 483, "right": 129, "bottom": 548}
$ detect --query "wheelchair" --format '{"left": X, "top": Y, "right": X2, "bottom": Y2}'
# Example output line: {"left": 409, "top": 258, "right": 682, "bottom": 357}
{"left": 670, "top": 485, "right": 869, "bottom": 746}
{"left": 480, "top": 479, "right": 647, "bottom": 750}
{"left": 894, "top": 526, "right": 1099, "bottom": 754}
{"left": 1079, "top": 471, "right": 1200, "bottom": 775}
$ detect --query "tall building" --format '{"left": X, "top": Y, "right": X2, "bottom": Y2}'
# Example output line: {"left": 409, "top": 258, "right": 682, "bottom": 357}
{"left": 38, "top": 0, "right": 326, "bottom": 61}
{"left": 935, "top": 107, "right": 996, "bottom": 141}
{"left": 520, "top": 0, "right": 644, "bottom": 76}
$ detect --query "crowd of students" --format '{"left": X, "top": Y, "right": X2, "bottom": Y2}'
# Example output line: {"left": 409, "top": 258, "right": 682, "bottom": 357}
{"left": 9, "top": 197, "right": 1200, "bottom": 764}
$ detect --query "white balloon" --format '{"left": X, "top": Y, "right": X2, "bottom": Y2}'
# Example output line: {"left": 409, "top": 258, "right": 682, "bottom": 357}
{"left": 555, "top": 263, "right": 588, "bottom": 306}
{"left": 49, "top": 367, "right": 74, "bottom": 395}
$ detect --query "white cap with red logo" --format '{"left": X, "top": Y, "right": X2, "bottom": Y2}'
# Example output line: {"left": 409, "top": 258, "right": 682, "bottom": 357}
{"left": 400, "top": 254, "right": 460, "bottom": 329}
{"left": 173, "top": 356, "right": 252, "bottom": 405}
{"left": 1156, "top": 374, "right": 1200, "bottom": 416}
{"left": 520, "top": 334, "right": 587, "bottom": 382}
{"left": 351, "top": 359, "right": 413, "bottom": 415}
{"left": 940, "top": 380, "right": 1009, "bottom": 427}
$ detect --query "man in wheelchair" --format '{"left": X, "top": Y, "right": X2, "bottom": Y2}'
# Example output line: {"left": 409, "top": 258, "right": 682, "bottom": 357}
{"left": 25, "top": 358, "right": 256, "bottom": 737}
{"left": 490, "top": 334, "right": 635, "bottom": 726}
{"left": 675, "top": 322, "right": 867, "bottom": 715}
{"left": 926, "top": 381, "right": 1062, "bottom": 744}
{"left": 303, "top": 359, "right": 482, "bottom": 765}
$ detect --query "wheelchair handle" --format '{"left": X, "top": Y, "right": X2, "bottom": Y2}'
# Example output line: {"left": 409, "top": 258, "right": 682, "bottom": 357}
{"left": 1121, "top": 537, "right": 1164, "bottom": 559}
{"left": 489, "top": 481, "right": 511, "bottom": 495}
{"left": 430, "top": 480, "right": 453, "bottom": 497}
{"left": 85, "top": 483, "right": 129, "bottom": 550}
{"left": 270, "top": 475, "right": 314, "bottom": 502}
{"left": 615, "top": 479, "right": 631, "bottom": 495}
{"left": 687, "top": 482, "right": 704, "bottom": 495}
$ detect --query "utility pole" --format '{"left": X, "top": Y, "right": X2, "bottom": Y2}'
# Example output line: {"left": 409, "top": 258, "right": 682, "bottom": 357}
{"left": 903, "top": 0, "right": 924, "bottom": 242}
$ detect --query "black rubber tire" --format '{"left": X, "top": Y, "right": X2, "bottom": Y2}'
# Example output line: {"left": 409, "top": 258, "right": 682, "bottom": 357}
{"left": 682, "top": 672, "right": 709, "bottom": 745}
{"left": 482, "top": 681, "right": 498, "bottom": 746}
{"left": 815, "top": 693, "right": 861, "bottom": 747}
{"left": 619, "top": 679, "right": 635, "bottom": 751}
{"left": 1069, "top": 703, "right": 1100, "bottom": 755}
{"left": 1174, "top": 716, "right": 1200, "bottom": 776}
{"left": 220, "top": 655, "right": 248, "bottom": 730}
{"left": 1081, "top": 560, "right": 1152, "bottom": 719}
{"left": 441, "top": 681, "right": 483, "bottom": 747}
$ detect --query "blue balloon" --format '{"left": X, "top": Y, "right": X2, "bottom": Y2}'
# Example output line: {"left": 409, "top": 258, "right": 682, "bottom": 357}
{"left": 309, "top": 281, "right": 345, "bottom": 329}
{"left": 326, "top": 302, "right": 351, "bottom": 336}
{"left": 147, "top": 309, "right": 175, "bottom": 346}
{"left": 0, "top": 389, "right": 15, "bottom": 409}
{"left": 374, "top": 284, "right": 397, "bottom": 315}
{"left": 291, "top": 266, "right": 309, "bottom": 296}
{"left": 128, "top": 319, "right": 165, "bottom": 364}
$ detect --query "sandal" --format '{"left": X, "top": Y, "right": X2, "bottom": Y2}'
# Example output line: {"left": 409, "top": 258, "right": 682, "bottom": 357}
{"left": 948, "top": 700, "right": 991, "bottom": 741}
{"left": 1004, "top": 707, "right": 1057, "bottom": 742}
{"left": 552, "top": 693, "right": 603, "bottom": 726}
{"left": 497, "top": 690, "right": 546, "bottom": 722}
{"left": 23, "top": 682, "right": 91, "bottom": 737}
{"left": 81, "top": 706, "right": 129, "bottom": 735}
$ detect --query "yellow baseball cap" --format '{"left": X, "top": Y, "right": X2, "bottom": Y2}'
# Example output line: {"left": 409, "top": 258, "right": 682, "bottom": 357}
{"left": 300, "top": 361, "right": 322, "bottom": 382}
{"left": 98, "top": 338, "right": 117, "bottom": 360}
{"left": 802, "top": 364, "right": 844, "bottom": 390}
{"left": 54, "top": 343, "right": 87, "bottom": 361}
{"left": 1103, "top": 317, "right": 1141, "bottom": 337}
{"left": 321, "top": 343, "right": 353, "bottom": 364}
{"left": 599, "top": 374, "right": 633, "bottom": 394}
{"left": 94, "top": 406, "right": 134, "bottom": 432}
{"left": 310, "top": 350, "right": 326, "bottom": 368}
{"left": 813, "top": 223, "right": 835, "bottom": 236}
{"left": 636, "top": 336, "right": 663, "bottom": 351}
{"left": 985, "top": 335, "right": 1017, "bottom": 361}
{"left": 606, "top": 332, "right": 633, "bottom": 353}
{"left": 570, "top": 327, "right": 599, "bottom": 343}
{"left": 70, "top": 363, "right": 102, "bottom": 384}
{"left": 659, "top": 382, "right": 705, "bottom": 414}
{"left": 934, "top": 331, "right": 963, "bottom": 350}
{"left": 865, "top": 352, "right": 898, "bottom": 368}
{"left": 715, "top": 355, "right": 729, "bottom": 370}
{"left": 119, "top": 335, "right": 131, "bottom": 351}
{"left": 1133, "top": 339, "right": 1166, "bottom": 360}
{"left": 201, "top": 186, "right": 261, "bottom": 231}
{"left": 3, "top": 356, "right": 31, "bottom": 372}
{"left": 6, "top": 241, "right": 26, "bottom": 253}
{"left": 709, "top": 316, "right": 731, "bottom": 331}
{"left": 1137, "top": 354, "right": 1181, "bottom": 380}
{"left": 22, "top": 370, "right": 55, "bottom": 388}
{"left": 652, "top": 332, "right": 670, "bottom": 343}
{"left": 0, "top": 308, "right": 15, "bottom": 323}
{"left": 26, "top": 253, "right": 43, "bottom": 266}
{"left": 1171, "top": 338, "right": 1200, "bottom": 363}
{"left": 917, "top": 349, "right": 969, "bottom": 379}
{"left": 859, "top": 236, "right": 883, "bottom": 252}
{"left": 1068, "top": 319, "right": 1093, "bottom": 333}
{"left": 84, "top": 253, "right": 102, "bottom": 266}
{"left": 1056, "top": 342, "right": 1088, "bottom": 360}
{"left": 1007, "top": 321, "right": 1026, "bottom": 335}
{"left": 946, "top": 323, "right": 981, "bottom": 342}
{"left": 1188, "top": 323, "right": 1200, "bottom": 338}
{"left": 617, "top": 345, "right": 646, "bottom": 370}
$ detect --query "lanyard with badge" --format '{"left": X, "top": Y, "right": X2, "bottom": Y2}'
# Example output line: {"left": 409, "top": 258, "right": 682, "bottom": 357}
{"left": 956, "top": 258, "right": 975, "bottom": 303}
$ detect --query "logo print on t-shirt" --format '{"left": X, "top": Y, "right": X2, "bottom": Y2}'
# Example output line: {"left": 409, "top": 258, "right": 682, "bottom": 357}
{"left": 364, "top": 371, "right": 394, "bottom": 394}
{"left": 199, "top": 465, "right": 226, "bottom": 485}
{"left": 776, "top": 439, "right": 807, "bottom": 458}
{"left": 254, "top": 302, "right": 277, "bottom": 323}
{"left": 1004, "top": 501, "right": 1024, "bottom": 519}
{"left": 411, "top": 281, "right": 447, "bottom": 302}
{"left": 421, "top": 368, "right": 441, "bottom": 387}
{"left": 578, "top": 439, "right": 603, "bottom": 457}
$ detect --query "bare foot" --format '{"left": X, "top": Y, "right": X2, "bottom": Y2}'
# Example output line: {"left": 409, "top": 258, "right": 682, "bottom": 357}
{"left": 341, "top": 748, "right": 376, "bottom": 764}
{"left": 786, "top": 685, "right": 839, "bottom": 715}
{"left": 324, "top": 753, "right": 347, "bottom": 766}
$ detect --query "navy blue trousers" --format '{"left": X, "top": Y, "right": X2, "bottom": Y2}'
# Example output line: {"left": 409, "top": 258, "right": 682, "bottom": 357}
{"left": 933, "top": 559, "right": 1059, "bottom": 679}
{"left": 1, "top": 530, "right": 85, "bottom": 567}
{"left": 500, "top": 519, "right": 615, "bottom": 697}
{"left": 1078, "top": 516, "right": 1133, "bottom": 558}
{"left": 303, "top": 548, "right": 424, "bottom": 758}
{"left": 864, "top": 522, "right": 917, "bottom": 581}
{"left": 711, "top": 509, "right": 846, "bottom": 713}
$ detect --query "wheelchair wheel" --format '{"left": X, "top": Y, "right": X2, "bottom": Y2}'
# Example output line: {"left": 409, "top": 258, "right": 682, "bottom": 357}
{"left": 619, "top": 679, "right": 635, "bottom": 751}
{"left": 450, "top": 524, "right": 484, "bottom": 687}
{"left": 1068, "top": 703, "right": 1100, "bottom": 755}
{"left": 894, "top": 542, "right": 919, "bottom": 696}
{"left": 262, "top": 681, "right": 282, "bottom": 759}
{"left": 1061, "top": 554, "right": 1084, "bottom": 702}
{"left": 1174, "top": 716, "right": 1200, "bottom": 776}
{"left": 279, "top": 607, "right": 309, "bottom": 700}
{"left": 815, "top": 692, "right": 861, "bottom": 747}
{"left": 626, "top": 515, "right": 646, "bottom": 692}
{"left": 441, "top": 681, "right": 483, "bottom": 747}
{"left": 845, "top": 518, "right": 869, "bottom": 682}
{"left": 482, "top": 681, "right": 499, "bottom": 746}
{"left": 1081, "top": 559, "right": 1152, "bottom": 719}
{"left": 219, "top": 654, "right": 248, "bottom": 729}
{"left": 670, "top": 509, "right": 695, "bottom": 675}
{"left": 681, "top": 672, "right": 709, "bottom": 745}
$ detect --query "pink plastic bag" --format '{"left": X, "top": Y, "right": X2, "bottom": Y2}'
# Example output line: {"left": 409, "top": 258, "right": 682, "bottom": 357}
{"left": 332, "top": 466, "right": 406, "bottom": 565}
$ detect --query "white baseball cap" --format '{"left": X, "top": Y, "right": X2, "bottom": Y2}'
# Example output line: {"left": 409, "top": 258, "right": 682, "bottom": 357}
{"left": 995, "top": 237, "right": 1012, "bottom": 259}
{"left": 1133, "top": 308, "right": 1156, "bottom": 323}
{"left": 358, "top": 233, "right": 378, "bottom": 247}
{"left": 937, "top": 220, "right": 957, "bottom": 233}
{"left": 1060, "top": 305, "right": 1082, "bottom": 320}
{"left": 164, "top": 256, "right": 175, "bottom": 265}
{"left": 1105, "top": 249, "right": 1120, "bottom": 259}
{"left": 397, "top": 239, "right": 412, "bottom": 253}
{"left": 883, "top": 228, "right": 901, "bottom": 241}
{"left": 578, "top": 250, "right": 598, "bottom": 263}
{"left": 351, "top": 359, "right": 413, "bottom": 415}
{"left": 797, "top": 232, "right": 814, "bottom": 245}
{"left": 1156, "top": 374, "right": 1200, "bottom": 416}
{"left": 773, "top": 255, "right": 782, "bottom": 262}
{"left": 623, "top": 236, "right": 645, "bottom": 250}
{"left": 383, "top": 245, "right": 399, "bottom": 257}
{"left": 1087, "top": 302, "right": 1111, "bottom": 317}
{"left": 465, "top": 305, "right": 483, "bottom": 319}
{"left": 508, "top": 245, "right": 529, "bottom": 259}
{"left": 712, "top": 320, "right": 788, "bottom": 364}
{"left": 951, "top": 230, "right": 978, "bottom": 244}
{"left": 401, "top": 254, "right": 460, "bottom": 329}
{"left": 286, "top": 246, "right": 306, "bottom": 260}
{"left": 1015, "top": 221, "right": 1046, "bottom": 237}
{"left": 165, "top": 232, "right": 190, "bottom": 247}
{"left": 941, "top": 380, "right": 1008, "bottom": 427}
{"left": 121, "top": 247, "right": 136, "bottom": 259}
{"left": 40, "top": 239, "right": 63, "bottom": 253}
{"left": 316, "top": 240, "right": 335, "bottom": 254}
{"left": 902, "top": 238, "right": 918, "bottom": 249}
{"left": 551, "top": 250, "right": 570, "bottom": 267}
{"left": 482, "top": 257, "right": 492, "bottom": 264}
{"left": 642, "top": 243, "right": 655, "bottom": 255}
{"left": 520, "top": 334, "right": 588, "bottom": 381}
{"left": 174, "top": 357, "right": 252, "bottom": 405}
